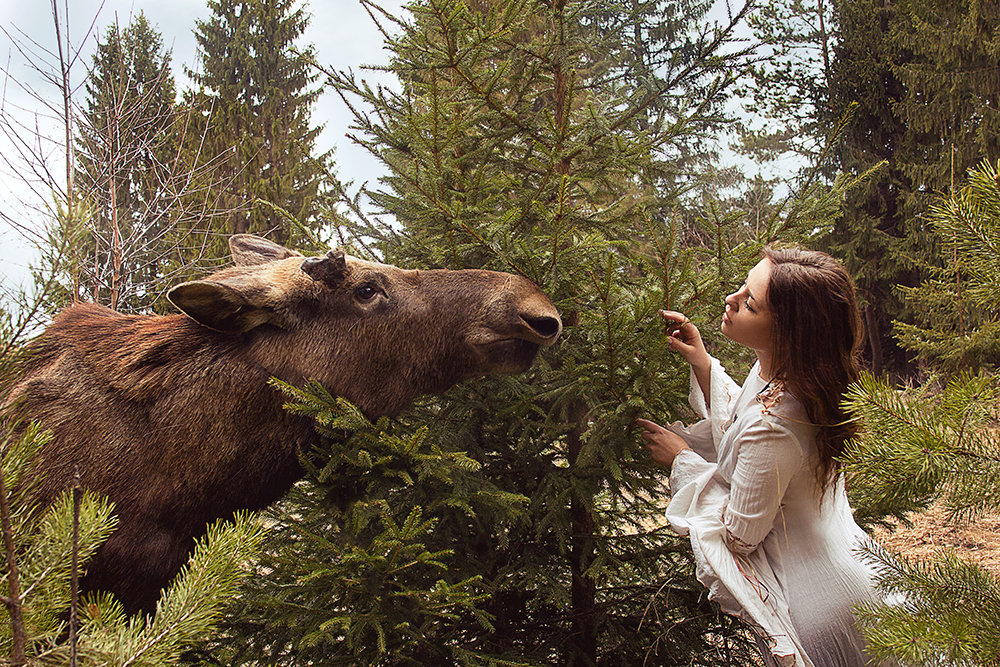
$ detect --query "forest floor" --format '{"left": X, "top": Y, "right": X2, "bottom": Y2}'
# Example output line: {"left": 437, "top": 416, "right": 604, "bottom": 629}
{"left": 872, "top": 502, "right": 1000, "bottom": 575}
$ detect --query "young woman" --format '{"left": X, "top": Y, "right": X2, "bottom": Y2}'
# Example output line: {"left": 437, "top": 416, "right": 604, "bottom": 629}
{"left": 637, "top": 247, "right": 884, "bottom": 667}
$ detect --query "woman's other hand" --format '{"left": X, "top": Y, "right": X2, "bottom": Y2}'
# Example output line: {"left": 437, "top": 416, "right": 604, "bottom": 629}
{"left": 661, "top": 311, "right": 709, "bottom": 368}
{"left": 636, "top": 418, "right": 691, "bottom": 468}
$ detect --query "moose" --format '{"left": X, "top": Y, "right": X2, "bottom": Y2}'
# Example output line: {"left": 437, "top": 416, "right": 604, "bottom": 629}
{"left": 4, "top": 235, "right": 561, "bottom": 615}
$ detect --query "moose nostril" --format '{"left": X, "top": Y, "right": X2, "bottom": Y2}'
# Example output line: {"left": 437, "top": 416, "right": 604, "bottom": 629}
{"left": 523, "top": 315, "right": 561, "bottom": 339}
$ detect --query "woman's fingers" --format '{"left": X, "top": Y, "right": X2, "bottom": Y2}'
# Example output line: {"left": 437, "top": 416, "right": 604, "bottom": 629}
{"left": 660, "top": 310, "right": 697, "bottom": 338}
{"left": 660, "top": 310, "right": 689, "bottom": 332}
{"left": 636, "top": 417, "right": 691, "bottom": 467}
{"left": 658, "top": 310, "right": 709, "bottom": 368}
{"left": 634, "top": 417, "right": 662, "bottom": 432}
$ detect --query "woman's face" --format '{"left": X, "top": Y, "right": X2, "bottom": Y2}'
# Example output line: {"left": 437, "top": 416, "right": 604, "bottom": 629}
{"left": 722, "top": 258, "right": 774, "bottom": 354}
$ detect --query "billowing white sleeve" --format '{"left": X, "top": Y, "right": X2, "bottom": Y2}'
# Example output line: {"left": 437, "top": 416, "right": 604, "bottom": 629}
{"left": 665, "top": 356, "right": 741, "bottom": 465}
{"left": 722, "top": 418, "right": 804, "bottom": 555}
{"left": 687, "top": 356, "right": 741, "bottom": 423}
{"left": 664, "top": 406, "right": 816, "bottom": 667}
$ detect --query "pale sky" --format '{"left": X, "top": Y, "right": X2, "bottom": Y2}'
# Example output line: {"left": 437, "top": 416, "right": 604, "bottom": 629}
{"left": 0, "top": 0, "right": 407, "bottom": 289}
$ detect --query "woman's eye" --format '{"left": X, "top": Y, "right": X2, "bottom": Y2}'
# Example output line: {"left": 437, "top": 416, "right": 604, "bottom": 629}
{"left": 745, "top": 300, "right": 754, "bottom": 312}
{"left": 355, "top": 284, "right": 379, "bottom": 301}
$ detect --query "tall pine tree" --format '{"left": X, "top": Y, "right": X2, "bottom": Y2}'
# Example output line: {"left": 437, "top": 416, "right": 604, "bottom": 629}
{"left": 181, "top": 0, "right": 331, "bottom": 261}
{"left": 344, "top": 3, "right": 757, "bottom": 661}
{"left": 825, "top": 0, "right": 1000, "bottom": 376}
{"left": 739, "top": 0, "right": 838, "bottom": 169}
{"left": 823, "top": 0, "right": 920, "bottom": 376}
{"left": 890, "top": 0, "right": 1000, "bottom": 217}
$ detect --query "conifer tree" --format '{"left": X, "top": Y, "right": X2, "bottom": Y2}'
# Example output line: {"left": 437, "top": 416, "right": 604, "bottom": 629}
{"left": 839, "top": 161, "right": 1000, "bottom": 665}
{"left": 73, "top": 14, "right": 180, "bottom": 312}
{"left": 890, "top": 0, "right": 1000, "bottom": 218}
{"left": 894, "top": 160, "right": 1000, "bottom": 372}
{"left": 180, "top": 0, "right": 331, "bottom": 261}
{"left": 334, "top": 2, "right": 759, "bottom": 663}
{"left": 841, "top": 371, "right": 1000, "bottom": 666}
{"left": 199, "top": 1, "right": 844, "bottom": 665}
{"left": 738, "top": 0, "right": 838, "bottom": 169}
{"left": 823, "top": 0, "right": 920, "bottom": 376}
{"left": 744, "top": 0, "right": 1000, "bottom": 377}
{"left": 825, "top": 0, "right": 1000, "bottom": 376}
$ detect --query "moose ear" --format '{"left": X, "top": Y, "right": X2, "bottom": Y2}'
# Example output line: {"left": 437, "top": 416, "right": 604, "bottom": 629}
{"left": 229, "top": 234, "right": 302, "bottom": 266}
{"left": 167, "top": 280, "right": 274, "bottom": 333}
{"left": 300, "top": 249, "right": 348, "bottom": 287}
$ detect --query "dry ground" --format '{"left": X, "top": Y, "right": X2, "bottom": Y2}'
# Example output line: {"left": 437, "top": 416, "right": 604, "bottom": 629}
{"left": 872, "top": 502, "right": 1000, "bottom": 575}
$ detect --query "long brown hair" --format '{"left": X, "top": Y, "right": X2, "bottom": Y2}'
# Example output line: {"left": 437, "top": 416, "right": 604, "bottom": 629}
{"left": 763, "top": 246, "right": 864, "bottom": 488}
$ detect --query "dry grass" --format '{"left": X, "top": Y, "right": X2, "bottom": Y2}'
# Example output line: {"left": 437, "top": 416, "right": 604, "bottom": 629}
{"left": 872, "top": 502, "right": 1000, "bottom": 576}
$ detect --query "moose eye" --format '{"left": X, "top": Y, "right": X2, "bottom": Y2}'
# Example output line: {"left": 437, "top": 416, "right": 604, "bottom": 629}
{"left": 354, "top": 284, "right": 380, "bottom": 302}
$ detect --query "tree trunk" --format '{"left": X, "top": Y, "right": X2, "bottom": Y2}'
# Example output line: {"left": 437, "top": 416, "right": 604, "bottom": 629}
{"left": 567, "top": 402, "right": 597, "bottom": 666}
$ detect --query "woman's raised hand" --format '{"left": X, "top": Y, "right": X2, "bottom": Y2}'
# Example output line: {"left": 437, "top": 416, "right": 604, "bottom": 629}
{"left": 661, "top": 310, "right": 709, "bottom": 371}
{"left": 635, "top": 417, "right": 691, "bottom": 468}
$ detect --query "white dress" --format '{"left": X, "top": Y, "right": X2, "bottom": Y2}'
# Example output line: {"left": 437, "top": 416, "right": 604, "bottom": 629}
{"left": 665, "top": 357, "right": 883, "bottom": 667}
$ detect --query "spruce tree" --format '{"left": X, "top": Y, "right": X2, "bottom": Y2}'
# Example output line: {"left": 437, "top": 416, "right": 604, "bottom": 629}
{"left": 824, "top": 0, "right": 1000, "bottom": 377}
{"left": 894, "top": 160, "right": 1000, "bottom": 372}
{"left": 202, "top": 1, "right": 801, "bottom": 664}
{"left": 73, "top": 14, "right": 180, "bottom": 312}
{"left": 890, "top": 0, "right": 1000, "bottom": 218}
{"left": 823, "top": 0, "right": 921, "bottom": 376}
{"left": 739, "top": 0, "right": 839, "bottom": 170}
{"left": 841, "top": 372, "right": 1000, "bottom": 666}
{"left": 336, "top": 2, "right": 758, "bottom": 663}
{"left": 181, "top": 0, "right": 331, "bottom": 261}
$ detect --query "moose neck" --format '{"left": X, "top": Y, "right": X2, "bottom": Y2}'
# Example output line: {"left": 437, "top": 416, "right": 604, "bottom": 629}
{"left": 51, "top": 306, "right": 314, "bottom": 494}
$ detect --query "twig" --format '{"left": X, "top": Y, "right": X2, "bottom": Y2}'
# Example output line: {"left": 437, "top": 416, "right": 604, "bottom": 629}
{"left": 70, "top": 466, "right": 81, "bottom": 667}
{"left": 0, "top": 449, "right": 27, "bottom": 666}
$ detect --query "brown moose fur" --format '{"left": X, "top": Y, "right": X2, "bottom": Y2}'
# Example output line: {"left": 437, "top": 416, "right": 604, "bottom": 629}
{"left": 5, "top": 235, "right": 561, "bottom": 615}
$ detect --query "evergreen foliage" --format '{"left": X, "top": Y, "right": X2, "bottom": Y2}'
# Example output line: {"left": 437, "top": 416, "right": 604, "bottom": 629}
{"left": 824, "top": 0, "right": 921, "bottom": 377}
{"left": 841, "top": 164, "right": 1000, "bottom": 664}
{"left": 745, "top": 0, "right": 1000, "bottom": 377}
{"left": 841, "top": 371, "right": 1000, "bottom": 665}
{"left": 842, "top": 371, "right": 1000, "bottom": 528}
{"left": 209, "top": 385, "right": 511, "bottom": 665}
{"left": 75, "top": 511, "right": 267, "bottom": 666}
{"left": 72, "top": 14, "right": 181, "bottom": 312}
{"left": 0, "top": 424, "right": 118, "bottom": 662}
{"left": 857, "top": 544, "right": 1000, "bottom": 667}
{"left": 0, "top": 415, "right": 268, "bottom": 666}
{"left": 739, "top": 0, "right": 838, "bottom": 168}
{"left": 895, "top": 160, "right": 1000, "bottom": 371}
{"left": 201, "top": 1, "right": 866, "bottom": 665}
{"left": 180, "top": 0, "right": 332, "bottom": 263}
{"left": 331, "top": 1, "right": 759, "bottom": 662}
{"left": 890, "top": 0, "right": 1000, "bottom": 213}
{"left": 826, "top": 0, "right": 1000, "bottom": 377}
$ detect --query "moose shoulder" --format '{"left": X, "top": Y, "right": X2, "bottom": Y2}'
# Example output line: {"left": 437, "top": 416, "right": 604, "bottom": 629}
{"left": 5, "top": 235, "right": 561, "bottom": 615}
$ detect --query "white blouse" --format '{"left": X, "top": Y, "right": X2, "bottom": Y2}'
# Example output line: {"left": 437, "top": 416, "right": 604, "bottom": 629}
{"left": 664, "top": 357, "right": 885, "bottom": 666}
